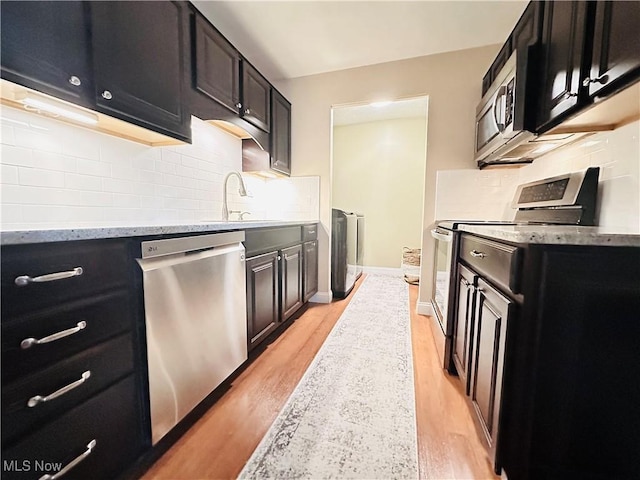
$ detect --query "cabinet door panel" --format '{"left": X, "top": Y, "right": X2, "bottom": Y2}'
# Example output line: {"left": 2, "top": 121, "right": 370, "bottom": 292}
{"left": 452, "top": 265, "right": 476, "bottom": 394}
{"left": 470, "top": 278, "right": 512, "bottom": 460}
{"left": 194, "top": 14, "right": 240, "bottom": 113}
{"left": 588, "top": 1, "right": 640, "bottom": 97}
{"left": 0, "top": 1, "right": 92, "bottom": 107}
{"left": 281, "top": 244, "right": 303, "bottom": 320}
{"left": 246, "top": 252, "right": 278, "bottom": 349}
{"left": 303, "top": 240, "right": 318, "bottom": 302}
{"left": 241, "top": 62, "right": 271, "bottom": 132}
{"left": 536, "top": 1, "right": 588, "bottom": 131}
{"left": 271, "top": 89, "right": 291, "bottom": 175}
{"left": 91, "top": 1, "right": 189, "bottom": 140}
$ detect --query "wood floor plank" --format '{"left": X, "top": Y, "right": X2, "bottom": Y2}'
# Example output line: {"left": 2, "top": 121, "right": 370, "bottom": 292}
{"left": 143, "top": 277, "right": 498, "bottom": 479}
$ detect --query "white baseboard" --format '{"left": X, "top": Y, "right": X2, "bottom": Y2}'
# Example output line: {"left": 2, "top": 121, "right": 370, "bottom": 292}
{"left": 416, "top": 301, "right": 434, "bottom": 316}
{"left": 363, "top": 266, "right": 403, "bottom": 277}
{"left": 309, "top": 291, "right": 332, "bottom": 304}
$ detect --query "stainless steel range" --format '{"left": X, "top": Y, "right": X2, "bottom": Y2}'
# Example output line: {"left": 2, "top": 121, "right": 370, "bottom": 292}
{"left": 430, "top": 167, "right": 600, "bottom": 372}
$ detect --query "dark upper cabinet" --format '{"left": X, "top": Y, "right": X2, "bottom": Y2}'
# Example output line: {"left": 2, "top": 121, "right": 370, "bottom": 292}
{"left": 193, "top": 12, "right": 241, "bottom": 114}
{"left": 91, "top": 1, "right": 190, "bottom": 141}
{"left": 241, "top": 61, "right": 271, "bottom": 133}
{"left": 271, "top": 89, "right": 292, "bottom": 175}
{"left": 586, "top": 1, "right": 640, "bottom": 98}
{"left": 536, "top": 1, "right": 590, "bottom": 132}
{"left": 0, "top": 1, "right": 93, "bottom": 107}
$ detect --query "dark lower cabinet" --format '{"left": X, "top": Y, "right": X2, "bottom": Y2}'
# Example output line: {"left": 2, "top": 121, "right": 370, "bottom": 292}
{"left": 0, "top": 239, "right": 146, "bottom": 480}
{"left": 91, "top": 1, "right": 190, "bottom": 141}
{"left": 469, "top": 278, "right": 512, "bottom": 473}
{"left": 452, "top": 264, "right": 476, "bottom": 394}
{"left": 245, "top": 225, "right": 317, "bottom": 352}
{"left": 0, "top": 1, "right": 93, "bottom": 107}
{"left": 245, "top": 252, "right": 279, "bottom": 349}
{"left": 281, "top": 244, "right": 303, "bottom": 321}
{"left": 453, "top": 234, "right": 640, "bottom": 480}
{"left": 303, "top": 240, "right": 319, "bottom": 302}
{"left": 2, "top": 375, "right": 142, "bottom": 480}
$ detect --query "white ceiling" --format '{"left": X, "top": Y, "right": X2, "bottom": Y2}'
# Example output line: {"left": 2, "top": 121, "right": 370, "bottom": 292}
{"left": 192, "top": 1, "right": 529, "bottom": 81}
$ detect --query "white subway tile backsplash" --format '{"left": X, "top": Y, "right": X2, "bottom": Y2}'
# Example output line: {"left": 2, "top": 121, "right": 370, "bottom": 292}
{"left": 0, "top": 105, "right": 319, "bottom": 228}
{"left": 103, "top": 178, "right": 134, "bottom": 194}
{"left": 14, "top": 127, "right": 62, "bottom": 154}
{"left": 19, "top": 167, "right": 65, "bottom": 188}
{"left": 161, "top": 149, "right": 181, "bottom": 164}
{"left": 65, "top": 173, "right": 103, "bottom": 192}
{"left": 1, "top": 144, "right": 32, "bottom": 167}
{"left": 76, "top": 158, "right": 111, "bottom": 177}
{"left": 1, "top": 165, "right": 18, "bottom": 184}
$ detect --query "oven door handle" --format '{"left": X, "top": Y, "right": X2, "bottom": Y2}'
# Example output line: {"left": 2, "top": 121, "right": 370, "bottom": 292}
{"left": 430, "top": 229, "right": 452, "bottom": 243}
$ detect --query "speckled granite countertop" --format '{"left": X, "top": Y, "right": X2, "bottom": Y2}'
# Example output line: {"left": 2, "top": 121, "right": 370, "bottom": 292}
{"left": 0, "top": 220, "right": 318, "bottom": 245}
{"left": 459, "top": 224, "right": 640, "bottom": 247}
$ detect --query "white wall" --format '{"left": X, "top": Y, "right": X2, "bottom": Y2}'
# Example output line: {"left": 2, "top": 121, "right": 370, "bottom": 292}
{"left": 0, "top": 104, "right": 319, "bottom": 230}
{"left": 332, "top": 116, "right": 427, "bottom": 268}
{"left": 276, "top": 44, "right": 500, "bottom": 301}
{"left": 434, "top": 119, "right": 640, "bottom": 231}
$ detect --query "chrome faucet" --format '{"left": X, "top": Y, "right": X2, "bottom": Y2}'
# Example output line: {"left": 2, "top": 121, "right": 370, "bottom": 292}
{"left": 222, "top": 171, "right": 249, "bottom": 221}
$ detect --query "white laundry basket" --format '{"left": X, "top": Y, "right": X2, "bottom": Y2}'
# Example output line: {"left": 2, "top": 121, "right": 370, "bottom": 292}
{"left": 401, "top": 247, "right": 421, "bottom": 285}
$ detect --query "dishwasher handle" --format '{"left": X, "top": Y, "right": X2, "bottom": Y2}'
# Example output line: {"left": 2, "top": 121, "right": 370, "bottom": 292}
{"left": 141, "top": 231, "right": 245, "bottom": 259}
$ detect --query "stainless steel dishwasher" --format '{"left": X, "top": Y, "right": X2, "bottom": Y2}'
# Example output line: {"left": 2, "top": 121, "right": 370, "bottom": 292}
{"left": 137, "top": 231, "right": 247, "bottom": 445}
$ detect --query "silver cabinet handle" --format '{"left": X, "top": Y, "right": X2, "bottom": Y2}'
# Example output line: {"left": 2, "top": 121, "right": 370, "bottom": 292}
{"left": 470, "top": 250, "right": 486, "bottom": 258}
{"left": 235, "top": 102, "right": 242, "bottom": 109}
{"left": 15, "top": 267, "right": 83, "bottom": 286}
{"left": 582, "top": 74, "right": 609, "bottom": 87}
{"left": 245, "top": 108, "right": 251, "bottom": 114}
{"left": 28, "top": 371, "right": 91, "bottom": 407}
{"left": 308, "top": 230, "right": 316, "bottom": 235}
{"left": 39, "top": 439, "right": 97, "bottom": 480}
{"left": 101, "top": 90, "right": 112, "bottom": 100}
{"left": 68, "top": 75, "right": 81, "bottom": 86}
{"left": 277, "top": 255, "right": 282, "bottom": 261}
{"left": 21, "top": 321, "right": 87, "bottom": 350}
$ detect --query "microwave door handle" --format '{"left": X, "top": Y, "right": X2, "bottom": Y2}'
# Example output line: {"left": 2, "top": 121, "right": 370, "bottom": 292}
{"left": 493, "top": 85, "right": 507, "bottom": 132}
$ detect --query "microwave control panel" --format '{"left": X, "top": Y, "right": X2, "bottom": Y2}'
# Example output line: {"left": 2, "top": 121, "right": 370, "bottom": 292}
{"left": 505, "top": 78, "right": 515, "bottom": 128}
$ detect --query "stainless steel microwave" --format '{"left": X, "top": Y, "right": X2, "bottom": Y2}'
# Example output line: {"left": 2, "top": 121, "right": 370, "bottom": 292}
{"left": 474, "top": 51, "right": 588, "bottom": 168}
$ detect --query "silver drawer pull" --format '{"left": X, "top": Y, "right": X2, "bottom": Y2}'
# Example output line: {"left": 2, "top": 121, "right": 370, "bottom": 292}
{"left": 21, "top": 321, "right": 87, "bottom": 350}
{"left": 15, "top": 267, "right": 83, "bottom": 287}
{"left": 470, "top": 250, "right": 486, "bottom": 258}
{"left": 39, "top": 439, "right": 97, "bottom": 480}
{"left": 28, "top": 371, "right": 91, "bottom": 407}
{"left": 308, "top": 230, "right": 316, "bottom": 235}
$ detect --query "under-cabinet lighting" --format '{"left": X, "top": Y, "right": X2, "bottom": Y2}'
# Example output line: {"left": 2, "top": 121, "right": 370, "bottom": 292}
{"left": 531, "top": 143, "right": 558, "bottom": 155}
{"left": 18, "top": 93, "right": 98, "bottom": 125}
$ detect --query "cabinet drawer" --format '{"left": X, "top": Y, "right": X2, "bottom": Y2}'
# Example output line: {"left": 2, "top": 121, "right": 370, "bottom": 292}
{"left": 2, "top": 291, "right": 134, "bottom": 384}
{"left": 244, "top": 226, "right": 302, "bottom": 257}
{"left": 1, "top": 240, "right": 131, "bottom": 319}
{"left": 302, "top": 224, "right": 318, "bottom": 242}
{"left": 2, "top": 333, "right": 135, "bottom": 446}
{"left": 460, "top": 235, "right": 522, "bottom": 294}
{"left": 2, "top": 375, "right": 142, "bottom": 480}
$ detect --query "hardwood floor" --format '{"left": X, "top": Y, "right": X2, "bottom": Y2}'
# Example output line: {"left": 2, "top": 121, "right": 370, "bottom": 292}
{"left": 142, "top": 277, "right": 498, "bottom": 479}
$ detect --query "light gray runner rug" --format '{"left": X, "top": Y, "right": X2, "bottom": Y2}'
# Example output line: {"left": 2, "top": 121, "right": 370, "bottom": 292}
{"left": 239, "top": 274, "right": 418, "bottom": 479}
